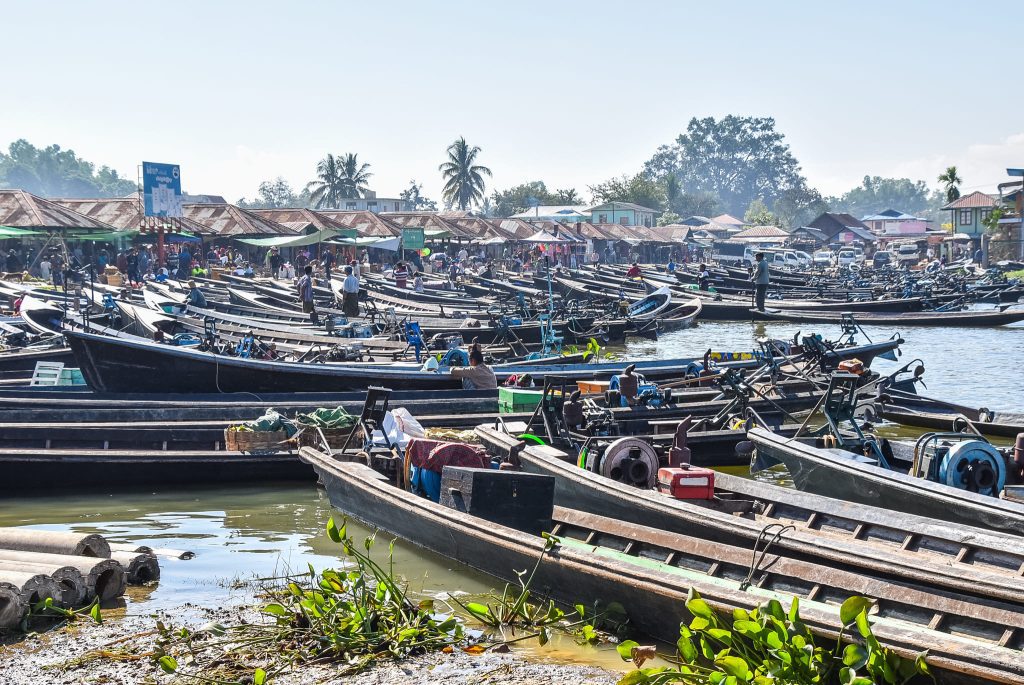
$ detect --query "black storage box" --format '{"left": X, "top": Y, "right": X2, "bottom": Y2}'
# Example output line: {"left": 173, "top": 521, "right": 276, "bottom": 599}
{"left": 439, "top": 466, "right": 555, "bottom": 535}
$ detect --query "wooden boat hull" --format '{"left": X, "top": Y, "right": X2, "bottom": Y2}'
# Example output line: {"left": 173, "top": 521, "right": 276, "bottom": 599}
{"left": 0, "top": 448, "right": 313, "bottom": 490}
{"left": 510, "top": 441, "right": 1024, "bottom": 605}
{"left": 65, "top": 329, "right": 465, "bottom": 393}
{"left": 755, "top": 306, "right": 1024, "bottom": 327}
{"left": 300, "top": 449, "right": 1024, "bottom": 685}
{"left": 748, "top": 427, "right": 1024, "bottom": 535}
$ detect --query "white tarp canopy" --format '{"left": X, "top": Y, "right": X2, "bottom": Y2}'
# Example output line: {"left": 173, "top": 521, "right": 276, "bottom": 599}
{"left": 521, "top": 230, "right": 565, "bottom": 243}
{"left": 329, "top": 235, "right": 401, "bottom": 251}
{"left": 237, "top": 228, "right": 349, "bottom": 248}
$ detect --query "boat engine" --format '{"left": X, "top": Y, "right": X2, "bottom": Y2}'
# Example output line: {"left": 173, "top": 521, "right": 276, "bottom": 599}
{"left": 607, "top": 366, "right": 672, "bottom": 408}
{"left": 911, "top": 433, "right": 1007, "bottom": 496}
{"left": 594, "top": 437, "right": 659, "bottom": 488}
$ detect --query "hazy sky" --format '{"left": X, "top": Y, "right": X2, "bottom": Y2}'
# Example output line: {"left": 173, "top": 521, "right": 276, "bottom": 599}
{"left": 3, "top": 1, "right": 1021, "bottom": 204}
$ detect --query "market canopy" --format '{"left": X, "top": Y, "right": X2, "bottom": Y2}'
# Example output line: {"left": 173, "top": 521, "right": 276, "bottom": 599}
{"left": 329, "top": 235, "right": 401, "bottom": 251}
{"left": 0, "top": 225, "right": 42, "bottom": 237}
{"left": 521, "top": 230, "right": 565, "bottom": 243}
{"left": 237, "top": 227, "right": 354, "bottom": 248}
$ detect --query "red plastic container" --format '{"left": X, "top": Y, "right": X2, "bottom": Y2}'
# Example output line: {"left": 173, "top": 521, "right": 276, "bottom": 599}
{"left": 657, "top": 466, "right": 715, "bottom": 500}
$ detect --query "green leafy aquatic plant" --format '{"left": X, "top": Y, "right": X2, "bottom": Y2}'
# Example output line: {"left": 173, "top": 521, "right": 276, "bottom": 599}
{"left": 138, "top": 518, "right": 471, "bottom": 683}
{"left": 79, "top": 520, "right": 617, "bottom": 683}
{"left": 615, "top": 590, "right": 932, "bottom": 685}
{"left": 451, "top": 533, "right": 622, "bottom": 648}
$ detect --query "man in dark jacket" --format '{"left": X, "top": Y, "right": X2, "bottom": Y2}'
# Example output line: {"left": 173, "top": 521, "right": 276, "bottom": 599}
{"left": 751, "top": 252, "right": 770, "bottom": 311}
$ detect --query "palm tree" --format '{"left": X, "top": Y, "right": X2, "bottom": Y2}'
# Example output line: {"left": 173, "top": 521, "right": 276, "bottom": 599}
{"left": 938, "top": 166, "right": 963, "bottom": 203}
{"left": 338, "top": 153, "right": 373, "bottom": 199}
{"left": 439, "top": 137, "right": 491, "bottom": 210}
{"left": 306, "top": 154, "right": 346, "bottom": 209}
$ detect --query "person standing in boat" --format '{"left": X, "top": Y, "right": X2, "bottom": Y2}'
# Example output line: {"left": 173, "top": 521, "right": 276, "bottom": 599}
{"left": 667, "top": 256, "right": 676, "bottom": 274}
{"left": 341, "top": 265, "right": 360, "bottom": 317}
{"left": 322, "top": 247, "right": 335, "bottom": 281}
{"left": 186, "top": 280, "right": 207, "bottom": 308}
{"left": 751, "top": 252, "right": 769, "bottom": 311}
{"left": 450, "top": 343, "right": 497, "bottom": 390}
{"left": 297, "top": 265, "right": 318, "bottom": 324}
{"left": 697, "top": 263, "right": 710, "bottom": 291}
{"left": 394, "top": 261, "right": 410, "bottom": 289}
{"left": 126, "top": 247, "right": 141, "bottom": 287}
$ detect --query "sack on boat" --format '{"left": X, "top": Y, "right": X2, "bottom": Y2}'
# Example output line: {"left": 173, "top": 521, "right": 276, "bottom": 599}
{"left": 235, "top": 409, "right": 296, "bottom": 437}
{"left": 295, "top": 406, "right": 356, "bottom": 430}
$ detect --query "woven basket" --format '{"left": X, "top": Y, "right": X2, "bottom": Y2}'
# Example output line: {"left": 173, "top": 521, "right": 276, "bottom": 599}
{"left": 295, "top": 425, "right": 361, "bottom": 451}
{"left": 224, "top": 428, "right": 289, "bottom": 454}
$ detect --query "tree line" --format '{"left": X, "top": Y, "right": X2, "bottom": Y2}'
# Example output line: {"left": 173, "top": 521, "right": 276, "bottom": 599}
{"left": 1, "top": 123, "right": 967, "bottom": 229}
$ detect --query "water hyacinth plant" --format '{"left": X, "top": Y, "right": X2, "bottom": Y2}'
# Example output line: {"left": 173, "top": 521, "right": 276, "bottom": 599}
{"left": 615, "top": 589, "right": 932, "bottom": 685}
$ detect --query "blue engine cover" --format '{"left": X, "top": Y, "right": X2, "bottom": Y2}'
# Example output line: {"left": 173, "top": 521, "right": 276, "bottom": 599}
{"left": 440, "top": 348, "right": 470, "bottom": 367}
{"left": 938, "top": 440, "right": 1006, "bottom": 496}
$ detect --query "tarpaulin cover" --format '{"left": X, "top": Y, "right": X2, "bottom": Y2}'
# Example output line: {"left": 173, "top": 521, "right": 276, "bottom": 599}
{"left": 295, "top": 406, "right": 356, "bottom": 430}
{"left": 238, "top": 408, "right": 297, "bottom": 437}
{"left": 406, "top": 438, "right": 488, "bottom": 472}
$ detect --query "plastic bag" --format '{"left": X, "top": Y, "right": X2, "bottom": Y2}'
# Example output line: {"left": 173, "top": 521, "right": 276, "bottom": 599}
{"left": 373, "top": 407, "right": 426, "bottom": 450}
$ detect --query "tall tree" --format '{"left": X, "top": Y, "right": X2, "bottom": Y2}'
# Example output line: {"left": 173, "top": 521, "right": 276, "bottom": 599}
{"left": 744, "top": 198, "right": 779, "bottom": 227}
{"left": 772, "top": 185, "right": 829, "bottom": 229}
{"left": 938, "top": 166, "right": 963, "bottom": 203}
{"left": 490, "top": 181, "right": 558, "bottom": 217}
{"left": 554, "top": 188, "right": 582, "bottom": 204}
{"left": 642, "top": 116, "right": 805, "bottom": 214}
{"left": 237, "top": 177, "right": 299, "bottom": 209}
{"left": 439, "top": 137, "right": 491, "bottom": 210}
{"left": 306, "top": 154, "right": 347, "bottom": 209}
{"left": 338, "top": 153, "right": 373, "bottom": 199}
{"left": 664, "top": 174, "right": 681, "bottom": 210}
{"left": 828, "top": 175, "right": 933, "bottom": 219}
{"left": 674, "top": 191, "right": 721, "bottom": 219}
{"left": 0, "top": 139, "right": 136, "bottom": 198}
{"left": 588, "top": 174, "right": 665, "bottom": 211}
{"left": 399, "top": 180, "right": 438, "bottom": 211}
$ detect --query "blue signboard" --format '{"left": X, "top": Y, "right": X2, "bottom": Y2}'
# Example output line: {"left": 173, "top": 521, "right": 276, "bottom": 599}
{"left": 142, "top": 161, "right": 183, "bottom": 218}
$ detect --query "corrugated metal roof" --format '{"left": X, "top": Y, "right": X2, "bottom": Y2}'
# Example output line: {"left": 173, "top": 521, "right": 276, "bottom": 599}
{"left": 315, "top": 210, "right": 400, "bottom": 237}
{"left": 56, "top": 196, "right": 214, "bottom": 235}
{"left": 941, "top": 191, "right": 998, "bottom": 210}
{"left": 711, "top": 213, "right": 747, "bottom": 226}
{"left": 254, "top": 208, "right": 351, "bottom": 232}
{"left": 383, "top": 212, "right": 475, "bottom": 239}
{"left": 732, "top": 225, "right": 790, "bottom": 239}
{"left": 182, "top": 204, "right": 297, "bottom": 236}
{"left": 587, "top": 201, "right": 658, "bottom": 213}
{"left": 509, "top": 205, "right": 589, "bottom": 220}
{"left": 655, "top": 225, "right": 693, "bottom": 242}
{"left": 0, "top": 190, "right": 116, "bottom": 230}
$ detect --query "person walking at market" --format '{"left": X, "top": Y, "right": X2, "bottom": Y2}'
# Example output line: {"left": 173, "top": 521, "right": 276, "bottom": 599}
{"left": 4, "top": 249, "right": 22, "bottom": 274}
{"left": 297, "top": 265, "right": 318, "bottom": 324}
{"left": 177, "top": 246, "right": 192, "bottom": 281}
{"left": 126, "top": 247, "right": 141, "bottom": 287}
{"left": 450, "top": 343, "right": 497, "bottom": 390}
{"left": 322, "top": 247, "right": 336, "bottom": 281}
{"left": 751, "top": 252, "right": 770, "bottom": 311}
{"left": 341, "top": 265, "right": 360, "bottom": 317}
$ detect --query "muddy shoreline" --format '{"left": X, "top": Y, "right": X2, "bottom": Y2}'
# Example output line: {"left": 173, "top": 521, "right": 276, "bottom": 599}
{"left": 0, "top": 600, "right": 622, "bottom": 685}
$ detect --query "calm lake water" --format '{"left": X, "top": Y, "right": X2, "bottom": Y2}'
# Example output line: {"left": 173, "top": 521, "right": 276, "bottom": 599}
{"left": 627, "top": 319, "right": 1024, "bottom": 412}
{"left": 0, "top": 319, "right": 1019, "bottom": 668}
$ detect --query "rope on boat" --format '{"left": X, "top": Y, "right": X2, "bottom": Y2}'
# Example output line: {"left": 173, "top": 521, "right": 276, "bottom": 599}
{"left": 739, "top": 523, "right": 795, "bottom": 592}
